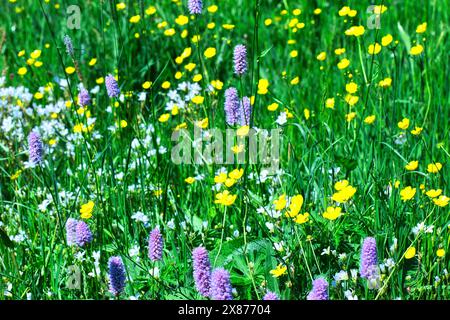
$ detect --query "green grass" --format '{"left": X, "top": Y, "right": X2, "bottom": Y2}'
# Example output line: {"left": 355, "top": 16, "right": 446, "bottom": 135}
{"left": 0, "top": 0, "right": 449, "bottom": 300}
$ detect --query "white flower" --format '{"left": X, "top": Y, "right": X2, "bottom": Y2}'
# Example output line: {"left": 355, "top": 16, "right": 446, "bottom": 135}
{"left": 276, "top": 112, "right": 287, "bottom": 125}
{"left": 131, "top": 211, "right": 149, "bottom": 224}
{"left": 344, "top": 290, "right": 358, "bottom": 300}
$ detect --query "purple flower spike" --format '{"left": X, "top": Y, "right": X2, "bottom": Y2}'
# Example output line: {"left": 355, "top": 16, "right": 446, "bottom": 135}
{"left": 75, "top": 220, "right": 93, "bottom": 247}
{"left": 148, "top": 227, "right": 163, "bottom": 261}
{"left": 307, "top": 278, "right": 329, "bottom": 300}
{"left": 233, "top": 44, "right": 248, "bottom": 76}
{"left": 188, "top": 0, "right": 202, "bottom": 15}
{"left": 224, "top": 87, "right": 239, "bottom": 126}
{"left": 28, "top": 131, "right": 43, "bottom": 164}
{"left": 63, "top": 35, "right": 74, "bottom": 56}
{"left": 78, "top": 88, "right": 91, "bottom": 107}
{"left": 263, "top": 291, "right": 279, "bottom": 300}
{"left": 210, "top": 268, "right": 233, "bottom": 300}
{"left": 108, "top": 256, "right": 126, "bottom": 296}
{"left": 360, "top": 237, "right": 378, "bottom": 279}
{"left": 105, "top": 74, "right": 120, "bottom": 98}
{"left": 65, "top": 218, "right": 78, "bottom": 246}
{"left": 192, "top": 247, "right": 212, "bottom": 297}
{"left": 238, "top": 96, "right": 251, "bottom": 126}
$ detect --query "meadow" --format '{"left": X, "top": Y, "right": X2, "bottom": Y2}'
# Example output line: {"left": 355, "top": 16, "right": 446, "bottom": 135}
{"left": 0, "top": 0, "right": 449, "bottom": 300}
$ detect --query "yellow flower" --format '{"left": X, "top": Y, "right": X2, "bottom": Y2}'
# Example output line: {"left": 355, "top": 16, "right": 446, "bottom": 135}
{"left": 237, "top": 125, "right": 249, "bottom": 136}
{"left": 65, "top": 66, "right": 76, "bottom": 74}
{"left": 18, "top": 67, "right": 28, "bottom": 76}
{"left": 269, "top": 264, "right": 287, "bottom": 278}
{"left": 222, "top": 24, "right": 235, "bottom": 30}
{"left": 345, "top": 26, "right": 365, "bottom": 37}
{"left": 192, "top": 74, "right": 202, "bottom": 82}
{"left": 337, "top": 58, "right": 350, "bottom": 70}
{"left": 345, "top": 82, "right": 358, "bottom": 94}
{"left": 80, "top": 201, "right": 95, "bottom": 219}
{"left": 426, "top": 189, "right": 442, "bottom": 198}
{"left": 397, "top": 118, "right": 410, "bottom": 130}
{"left": 332, "top": 186, "right": 357, "bottom": 203}
{"left": 334, "top": 48, "right": 346, "bottom": 55}
{"left": 404, "top": 247, "right": 416, "bottom": 259}
{"left": 164, "top": 28, "right": 176, "bottom": 37}
{"left": 368, "top": 43, "right": 381, "bottom": 55}
{"left": 224, "top": 178, "right": 236, "bottom": 188}
{"left": 314, "top": 8, "right": 322, "bottom": 15}
{"left": 416, "top": 22, "right": 427, "bottom": 34}
{"left": 334, "top": 180, "right": 349, "bottom": 191}
{"left": 207, "top": 5, "right": 218, "bottom": 13}
{"left": 338, "top": 6, "right": 350, "bottom": 16}
{"left": 290, "top": 77, "right": 299, "bottom": 85}
{"left": 411, "top": 127, "right": 423, "bottom": 135}
{"left": 258, "top": 79, "right": 269, "bottom": 94}
{"left": 274, "top": 194, "right": 287, "bottom": 211}
{"left": 400, "top": 186, "right": 416, "bottom": 202}
{"left": 211, "top": 79, "right": 223, "bottom": 90}
{"left": 286, "top": 194, "right": 303, "bottom": 217}
{"left": 175, "top": 15, "right": 189, "bottom": 26}
{"left": 267, "top": 103, "right": 279, "bottom": 111}
{"left": 116, "top": 2, "right": 126, "bottom": 10}
{"left": 120, "top": 120, "right": 127, "bottom": 128}
{"left": 345, "top": 94, "right": 359, "bottom": 106}
{"left": 379, "top": 77, "right": 392, "bottom": 88}
{"left": 196, "top": 118, "right": 209, "bottom": 129}
{"left": 410, "top": 45, "right": 424, "bottom": 56}
{"left": 316, "top": 51, "right": 327, "bottom": 61}
{"left": 228, "top": 168, "right": 244, "bottom": 180}
{"left": 184, "top": 63, "right": 196, "bottom": 72}
{"left": 96, "top": 77, "right": 104, "bottom": 84}
{"left": 304, "top": 108, "right": 310, "bottom": 120}
{"left": 214, "top": 172, "right": 227, "bottom": 184}
{"left": 158, "top": 113, "right": 170, "bottom": 122}
{"left": 185, "top": 177, "right": 195, "bottom": 184}
{"left": 321, "top": 98, "right": 334, "bottom": 110}
{"left": 436, "top": 248, "right": 445, "bottom": 257}
{"left": 34, "top": 92, "right": 44, "bottom": 100}
{"left": 30, "top": 49, "right": 42, "bottom": 59}
{"left": 427, "top": 163, "right": 442, "bottom": 173}
{"left": 10, "top": 169, "right": 23, "bottom": 181}
{"left": 129, "top": 15, "right": 141, "bottom": 23}
{"left": 294, "top": 212, "right": 310, "bottom": 224}
{"left": 191, "top": 95, "right": 204, "bottom": 104}
{"left": 264, "top": 18, "right": 272, "bottom": 26}
{"left": 364, "top": 115, "right": 376, "bottom": 124}
{"left": 145, "top": 5, "right": 156, "bottom": 15}
{"left": 323, "top": 206, "right": 342, "bottom": 220}
{"left": 142, "top": 81, "right": 152, "bottom": 89}
{"left": 214, "top": 190, "right": 237, "bottom": 206}
{"left": 290, "top": 50, "right": 298, "bottom": 58}
{"left": 231, "top": 144, "right": 244, "bottom": 154}
{"left": 345, "top": 112, "right": 356, "bottom": 122}
{"left": 161, "top": 81, "right": 171, "bottom": 89}
{"left": 381, "top": 34, "right": 393, "bottom": 46}
{"left": 405, "top": 161, "right": 418, "bottom": 171}
{"left": 373, "top": 5, "right": 388, "bottom": 14}
{"left": 204, "top": 47, "right": 216, "bottom": 58}
{"left": 433, "top": 195, "right": 449, "bottom": 207}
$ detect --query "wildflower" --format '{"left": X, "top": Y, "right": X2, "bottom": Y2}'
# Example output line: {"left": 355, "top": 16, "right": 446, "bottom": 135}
{"left": 337, "top": 58, "right": 350, "bottom": 69}
{"left": 323, "top": 206, "right": 342, "bottom": 220}
{"left": 404, "top": 247, "right": 416, "bottom": 259}
{"left": 426, "top": 189, "right": 442, "bottom": 198}
{"left": 257, "top": 79, "right": 269, "bottom": 94}
{"left": 233, "top": 44, "right": 248, "bottom": 76}
{"left": 405, "top": 161, "right": 418, "bottom": 171}
{"left": 436, "top": 249, "right": 445, "bottom": 257}
{"left": 397, "top": 118, "right": 410, "bottom": 130}
{"left": 105, "top": 74, "right": 120, "bottom": 98}
{"left": 63, "top": 35, "right": 74, "bottom": 56}
{"left": 273, "top": 194, "right": 287, "bottom": 211}
{"left": 210, "top": 268, "right": 233, "bottom": 300}
{"left": 66, "top": 218, "right": 78, "bottom": 246}
{"left": 75, "top": 220, "right": 93, "bottom": 247}
{"left": 307, "top": 278, "right": 329, "bottom": 300}
{"left": 316, "top": 51, "right": 326, "bottom": 61}
{"left": 108, "top": 256, "right": 126, "bottom": 296}
{"left": 433, "top": 195, "right": 450, "bottom": 207}
{"left": 364, "top": 115, "right": 376, "bottom": 124}
{"left": 224, "top": 87, "right": 239, "bottom": 125}
{"left": 188, "top": 0, "right": 202, "bottom": 15}
{"left": 325, "top": 98, "right": 335, "bottom": 109}
{"left": 427, "top": 162, "right": 442, "bottom": 173}
{"left": 192, "top": 247, "right": 211, "bottom": 297}
{"left": 345, "top": 82, "right": 358, "bottom": 94}
{"left": 238, "top": 97, "right": 251, "bottom": 126}
{"left": 286, "top": 194, "right": 303, "bottom": 217}
{"left": 263, "top": 291, "right": 279, "bottom": 300}
{"left": 411, "top": 127, "right": 423, "bottom": 135}
{"left": 400, "top": 186, "right": 416, "bottom": 202}
{"left": 379, "top": 77, "right": 392, "bottom": 87}
{"left": 148, "top": 227, "right": 163, "bottom": 261}
{"left": 360, "top": 237, "right": 378, "bottom": 278}
{"left": 368, "top": 43, "right": 381, "bottom": 55}
{"left": 18, "top": 67, "right": 27, "bottom": 76}
{"left": 214, "top": 190, "right": 237, "bottom": 206}
{"left": 80, "top": 201, "right": 95, "bottom": 219}
{"left": 416, "top": 22, "right": 427, "bottom": 34}
{"left": 185, "top": 177, "right": 195, "bottom": 184}
{"left": 410, "top": 45, "right": 424, "bottom": 56}
{"left": 28, "top": 131, "right": 44, "bottom": 164}
{"left": 269, "top": 264, "right": 287, "bottom": 277}
{"left": 381, "top": 34, "right": 393, "bottom": 46}
{"left": 78, "top": 88, "right": 91, "bottom": 107}
{"left": 204, "top": 48, "right": 216, "bottom": 58}
{"left": 228, "top": 168, "right": 244, "bottom": 180}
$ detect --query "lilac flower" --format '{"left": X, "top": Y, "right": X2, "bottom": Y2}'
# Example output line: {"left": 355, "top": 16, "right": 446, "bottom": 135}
{"left": 306, "top": 278, "right": 329, "bottom": 300}
{"left": 28, "top": 131, "right": 43, "bottom": 164}
{"left": 233, "top": 44, "right": 248, "bottom": 76}
{"left": 210, "top": 268, "right": 233, "bottom": 300}
{"left": 148, "top": 227, "right": 163, "bottom": 261}
{"left": 63, "top": 35, "right": 74, "bottom": 56}
{"left": 105, "top": 74, "right": 120, "bottom": 98}
{"left": 238, "top": 97, "right": 252, "bottom": 126}
{"left": 75, "top": 220, "right": 93, "bottom": 247}
{"left": 188, "top": 0, "right": 202, "bottom": 15}
{"left": 65, "top": 218, "right": 78, "bottom": 246}
{"left": 78, "top": 88, "right": 91, "bottom": 107}
{"left": 360, "top": 237, "right": 378, "bottom": 279}
{"left": 108, "top": 256, "right": 126, "bottom": 296}
{"left": 224, "top": 87, "right": 239, "bottom": 125}
{"left": 263, "top": 291, "right": 279, "bottom": 300}
{"left": 192, "top": 247, "right": 212, "bottom": 297}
